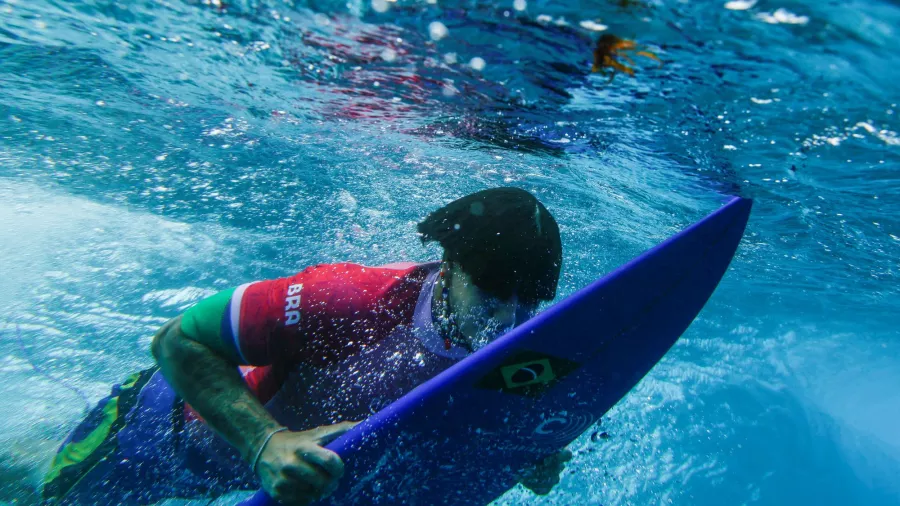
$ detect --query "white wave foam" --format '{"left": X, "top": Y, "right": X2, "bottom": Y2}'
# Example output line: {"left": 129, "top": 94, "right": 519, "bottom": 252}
{"left": 755, "top": 8, "right": 810, "bottom": 25}
{"left": 142, "top": 287, "right": 219, "bottom": 309}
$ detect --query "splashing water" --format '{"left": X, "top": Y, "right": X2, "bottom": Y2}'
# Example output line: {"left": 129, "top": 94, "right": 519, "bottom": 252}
{"left": 1, "top": 0, "right": 899, "bottom": 504}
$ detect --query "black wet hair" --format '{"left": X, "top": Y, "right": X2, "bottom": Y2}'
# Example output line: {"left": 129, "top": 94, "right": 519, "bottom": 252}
{"left": 417, "top": 187, "right": 562, "bottom": 303}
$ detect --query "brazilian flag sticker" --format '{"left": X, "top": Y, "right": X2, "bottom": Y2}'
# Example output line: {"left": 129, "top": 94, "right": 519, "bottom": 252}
{"left": 501, "top": 359, "right": 555, "bottom": 389}
{"left": 476, "top": 351, "right": 580, "bottom": 398}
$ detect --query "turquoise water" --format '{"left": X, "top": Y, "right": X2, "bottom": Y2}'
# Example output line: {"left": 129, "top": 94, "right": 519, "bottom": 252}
{"left": 1, "top": 0, "right": 899, "bottom": 504}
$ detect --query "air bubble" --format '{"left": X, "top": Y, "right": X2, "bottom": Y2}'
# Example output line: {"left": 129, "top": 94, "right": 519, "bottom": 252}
{"left": 372, "top": 0, "right": 389, "bottom": 13}
{"left": 429, "top": 21, "right": 449, "bottom": 41}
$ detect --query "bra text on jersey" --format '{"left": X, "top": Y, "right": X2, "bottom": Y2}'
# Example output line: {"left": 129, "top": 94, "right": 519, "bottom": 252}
{"left": 285, "top": 284, "right": 302, "bottom": 326}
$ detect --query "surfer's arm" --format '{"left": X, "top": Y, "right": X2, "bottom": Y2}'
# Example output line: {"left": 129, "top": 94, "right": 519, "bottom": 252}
{"left": 152, "top": 314, "right": 352, "bottom": 503}
{"left": 150, "top": 270, "right": 365, "bottom": 502}
{"left": 151, "top": 315, "right": 282, "bottom": 462}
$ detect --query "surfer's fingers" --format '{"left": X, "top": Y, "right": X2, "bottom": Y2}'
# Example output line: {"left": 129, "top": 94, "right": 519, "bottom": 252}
{"left": 281, "top": 460, "right": 331, "bottom": 492}
{"left": 522, "top": 459, "right": 563, "bottom": 482}
{"left": 545, "top": 450, "right": 572, "bottom": 468}
{"left": 540, "top": 449, "right": 571, "bottom": 467}
{"left": 278, "top": 468, "right": 340, "bottom": 503}
{"left": 269, "top": 472, "right": 317, "bottom": 505}
{"left": 522, "top": 474, "right": 558, "bottom": 495}
{"left": 299, "top": 444, "right": 345, "bottom": 480}
{"left": 525, "top": 472, "right": 560, "bottom": 486}
{"left": 530, "top": 485, "right": 554, "bottom": 496}
{"left": 539, "top": 465, "right": 564, "bottom": 483}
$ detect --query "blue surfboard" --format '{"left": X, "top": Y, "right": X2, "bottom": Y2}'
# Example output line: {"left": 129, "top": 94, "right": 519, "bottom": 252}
{"left": 241, "top": 196, "right": 752, "bottom": 506}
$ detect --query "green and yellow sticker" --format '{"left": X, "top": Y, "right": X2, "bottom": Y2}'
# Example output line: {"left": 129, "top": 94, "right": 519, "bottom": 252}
{"left": 476, "top": 351, "right": 580, "bottom": 398}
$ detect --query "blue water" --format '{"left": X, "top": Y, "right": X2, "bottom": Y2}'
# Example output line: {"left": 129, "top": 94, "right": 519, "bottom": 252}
{"left": 1, "top": 0, "right": 899, "bottom": 504}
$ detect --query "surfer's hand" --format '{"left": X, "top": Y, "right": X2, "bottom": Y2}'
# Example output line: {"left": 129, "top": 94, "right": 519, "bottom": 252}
{"left": 256, "top": 421, "right": 357, "bottom": 505}
{"left": 520, "top": 449, "right": 572, "bottom": 495}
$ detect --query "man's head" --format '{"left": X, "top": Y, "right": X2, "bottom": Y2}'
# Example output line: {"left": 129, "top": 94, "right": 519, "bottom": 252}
{"left": 418, "top": 187, "right": 562, "bottom": 349}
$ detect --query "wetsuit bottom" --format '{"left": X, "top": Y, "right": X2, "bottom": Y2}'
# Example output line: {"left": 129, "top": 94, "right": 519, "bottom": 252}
{"left": 42, "top": 367, "right": 255, "bottom": 505}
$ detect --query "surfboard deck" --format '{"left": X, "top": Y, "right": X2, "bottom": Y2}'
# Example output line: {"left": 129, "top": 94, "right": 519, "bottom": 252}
{"left": 241, "top": 196, "right": 752, "bottom": 506}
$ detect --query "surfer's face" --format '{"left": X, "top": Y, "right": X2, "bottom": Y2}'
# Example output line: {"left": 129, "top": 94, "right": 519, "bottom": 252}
{"left": 447, "top": 266, "right": 536, "bottom": 350}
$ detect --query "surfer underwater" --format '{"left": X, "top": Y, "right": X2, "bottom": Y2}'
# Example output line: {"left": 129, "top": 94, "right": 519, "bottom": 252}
{"left": 42, "top": 187, "right": 571, "bottom": 505}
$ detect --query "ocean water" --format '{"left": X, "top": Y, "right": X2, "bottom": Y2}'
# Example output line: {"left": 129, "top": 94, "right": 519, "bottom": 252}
{"left": 1, "top": 0, "right": 898, "bottom": 504}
